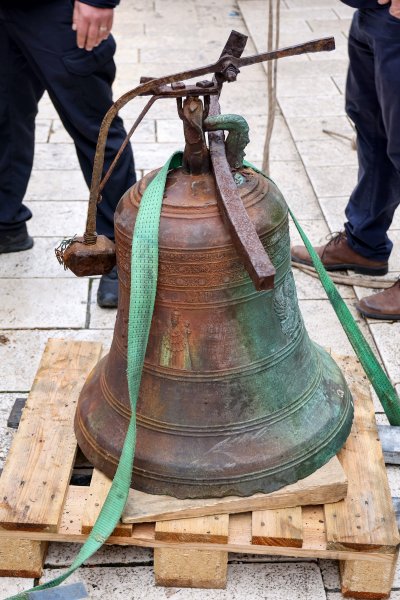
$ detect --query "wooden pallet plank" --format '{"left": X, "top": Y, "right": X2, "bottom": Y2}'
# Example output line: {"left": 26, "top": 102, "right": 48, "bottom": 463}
{"left": 0, "top": 539, "right": 48, "bottom": 578}
{"left": 0, "top": 492, "right": 394, "bottom": 564}
{"left": 154, "top": 546, "right": 228, "bottom": 589}
{"left": 0, "top": 339, "right": 102, "bottom": 533}
{"left": 123, "top": 455, "right": 347, "bottom": 523}
{"left": 252, "top": 507, "right": 303, "bottom": 547}
{"left": 155, "top": 514, "right": 229, "bottom": 544}
{"left": 324, "top": 356, "right": 400, "bottom": 553}
{"left": 154, "top": 511, "right": 230, "bottom": 588}
{"left": 81, "top": 469, "right": 132, "bottom": 537}
{"left": 340, "top": 552, "right": 399, "bottom": 599}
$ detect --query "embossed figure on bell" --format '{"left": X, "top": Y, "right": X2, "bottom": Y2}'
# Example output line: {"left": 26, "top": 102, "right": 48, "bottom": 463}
{"left": 160, "top": 311, "right": 192, "bottom": 370}
{"left": 71, "top": 32, "right": 353, "bottom": 499}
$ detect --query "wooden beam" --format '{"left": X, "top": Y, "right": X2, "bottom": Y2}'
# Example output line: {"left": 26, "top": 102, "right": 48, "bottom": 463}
{"left": 0, "top": 539, "right": 48, "bottom": 578}
{"left": 324, "top": 356, "right": 400, "bottom": 553}
{"left": 252, "top": 507, "right": 303, "bottom": 547}
{"left": 81, "top": 469, "right": 132, "bottom": 537}
{"left": 123, "top": 456, "right": 347, "bottom": 524}
{"left": 0, "top": 339, "right": 102, "bottom": 532}
{"left": 340, "top": 553, "right": 398, "bottom": 599}
{"left": 154, "top": 514, "right": 229, "bottom": 589}
{"left": 155, "top": 514, "right": 229, "bottom": 544}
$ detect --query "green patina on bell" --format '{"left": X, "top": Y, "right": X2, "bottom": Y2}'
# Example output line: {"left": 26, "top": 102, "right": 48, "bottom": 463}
{"left": 74, "top": 156, "right": 354, "bottom": 498}
{"left": 69, "top": 70, "right": 353, "bottom": 499}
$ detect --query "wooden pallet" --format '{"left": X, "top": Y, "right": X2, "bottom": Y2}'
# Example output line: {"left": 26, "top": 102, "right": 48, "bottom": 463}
{"left": 0, "top": 339, "right": 398, "bottom": 599}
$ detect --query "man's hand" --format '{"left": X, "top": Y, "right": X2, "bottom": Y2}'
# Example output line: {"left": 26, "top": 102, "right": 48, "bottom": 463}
{"left": 72, "top": 2, "right": 114, "bottom": 51}
{"left": 378, "top": 0, "right": 400, "bottom": 19}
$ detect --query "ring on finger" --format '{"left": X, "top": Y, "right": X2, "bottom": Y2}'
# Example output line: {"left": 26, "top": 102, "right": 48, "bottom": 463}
{"left": 99, "top": 25, "right": 108, "bottom": 32}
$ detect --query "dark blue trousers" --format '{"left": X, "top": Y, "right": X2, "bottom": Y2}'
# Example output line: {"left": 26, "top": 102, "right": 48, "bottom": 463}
{"left": 345, "top": 7, "right": 400, "bottom": 261}
{"left": 0, "top": 0, "right": 136, "bottom": 240}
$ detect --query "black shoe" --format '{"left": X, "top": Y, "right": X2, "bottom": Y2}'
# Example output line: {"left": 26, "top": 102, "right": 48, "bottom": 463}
{"left": 0, "top": 224, "right": 34, "bottom": 254}
{"left": 97, "top": 265, "right": 118, "bottom": 308}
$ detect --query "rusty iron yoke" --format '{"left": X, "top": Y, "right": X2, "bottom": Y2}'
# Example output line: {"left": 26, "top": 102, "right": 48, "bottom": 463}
{"left": 57, "top": 31, "right": 335, "bottom": 291}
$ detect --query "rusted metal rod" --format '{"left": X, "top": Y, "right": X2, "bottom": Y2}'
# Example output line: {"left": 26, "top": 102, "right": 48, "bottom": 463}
{"left": 84, "top": 35, "right": 335, "bottom": 244}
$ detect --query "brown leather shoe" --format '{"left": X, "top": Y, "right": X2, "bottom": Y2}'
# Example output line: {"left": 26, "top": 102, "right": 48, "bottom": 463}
{"left": 356, "top": 281, "right": 400, "bottom": 320}
{"left": 291, "top": 232, "right": 388, "bottom": 276}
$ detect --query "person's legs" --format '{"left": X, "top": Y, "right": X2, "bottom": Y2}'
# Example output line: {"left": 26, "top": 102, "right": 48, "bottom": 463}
{"left": 3, "top": 1, "right": 136, "bottom": 304}
{"left": 292, "top": 8, "right": 400, "bottom": 278}
{"left": 0, "top": 18, "right": 44, "bottom": 252}
{"left": 345, "top": 7, "right": 400, "bottom": 261}
{"left": 350, "top": 8, "right": 400, "bottom": 319}
{"left": 3, "top": 0, "right": 136, "bottom": 242}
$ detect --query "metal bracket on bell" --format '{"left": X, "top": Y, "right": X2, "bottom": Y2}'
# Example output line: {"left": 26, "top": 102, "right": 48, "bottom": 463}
{"left": 60, "top": 31, "right": 335, "bottom": 278}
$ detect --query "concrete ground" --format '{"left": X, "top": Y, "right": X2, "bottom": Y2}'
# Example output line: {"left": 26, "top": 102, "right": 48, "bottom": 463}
{"left": 1, "top": 0, "right": 400, "bottom": 598}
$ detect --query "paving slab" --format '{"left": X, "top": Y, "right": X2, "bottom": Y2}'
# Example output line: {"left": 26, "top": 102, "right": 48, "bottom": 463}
{"left": 318, "top": 559, "right": 340, "bottom": 591}
{"left": 0, "top": 238, "right": 75, "bottom": 279}
{"left": 279, "top": 58, "right": 350, "bottom": 78}
{"left": 24, "top": 201, "right": 88, "bottom": 237}
{"left": 0, "top": 279, "right": 88, "bottom": 329}
{"left": 1, "top": 578, "right": 36, "bottom": 596}
{"left": 130, "top": 142, "right": 183, "bottom": 171}
{"left": 296, "top": 138, "right": 357, "bottom": 168}
{"left": 89, "top": 280, "right": 118, "bottom": 330}
{"left": 369, "top": 322, "right": 400, "bottom": 384}
{"left": 299, "top": 298, "right": 378, "bottom": 357}
{"left": 25, "top": 170, "right": 87, "bottom": 201}
{"left": 289, "top": 218, "right": 330, "bottom": 248}
{"left": 306, "top": 165, "right": 358, "bottom": 198}
{"left": 278, "top": 95, "right": 347, "bottom": 118}
{"left": 39, "top": 563, "right": 327, "bottom": 600}
{"left": 287, "top": 115, "right": 354, "bottom": 143}
{"left": 319, "top": 196, "right": 349, "bottom": 232}
{"left": 277, "top": 75, "right": 340, "bottom": 98}
{"left": 35, "top": 120, "right": 52, "bottom": 143}
{"left": 49, "top": 118, "right": 156, "bottom": 144}
{"left": 331, "top": 74, "right": 346, "bottom": 95}
{"left": 33, "top": 144, "right": 80, "bottom": 171}
{"left": 45, "top": 543, "right": 153, "bottom": 567}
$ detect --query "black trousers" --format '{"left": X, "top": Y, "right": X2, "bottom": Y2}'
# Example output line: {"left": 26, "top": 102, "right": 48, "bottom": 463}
{"left": 345, "top": 7, "right": 400, "bottom": 261}
{"left": 0, "top": 0, "right": 136, "bottom": 240}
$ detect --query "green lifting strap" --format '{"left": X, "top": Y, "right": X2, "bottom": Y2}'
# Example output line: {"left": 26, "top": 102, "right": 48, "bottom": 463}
{"left": 7, "top": 152, "right": 400, "bottom": 599}
{"left": 6, "top": 151, "right": 184, "bottom": 600}
{"left": 244, "top": 160, "right": 400, "bottom": 426}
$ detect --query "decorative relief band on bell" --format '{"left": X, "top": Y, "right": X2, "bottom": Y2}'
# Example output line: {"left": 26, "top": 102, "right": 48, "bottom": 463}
{"left": 142, "top": 323, "right": 305, "bottom": 380}
{"left": 115, "top": 225, "right": 291, "bottom": 299}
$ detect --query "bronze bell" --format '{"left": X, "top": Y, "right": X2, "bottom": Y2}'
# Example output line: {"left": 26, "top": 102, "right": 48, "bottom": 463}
{"left": 60, "top": 33, "right": 353, "bottom": 499}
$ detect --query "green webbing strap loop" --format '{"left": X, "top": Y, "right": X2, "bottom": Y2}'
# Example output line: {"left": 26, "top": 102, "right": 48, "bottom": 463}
{"left": 5, "top": 151, "right": 184, "bottom": 600}
{"left": 244, "top": 160, "right": 400, "bottom": 426}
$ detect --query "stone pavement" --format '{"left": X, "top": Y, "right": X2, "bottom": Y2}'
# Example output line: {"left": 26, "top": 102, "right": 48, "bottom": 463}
{"left": 1, "top": 0, "right": 400, "bottom": 598}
